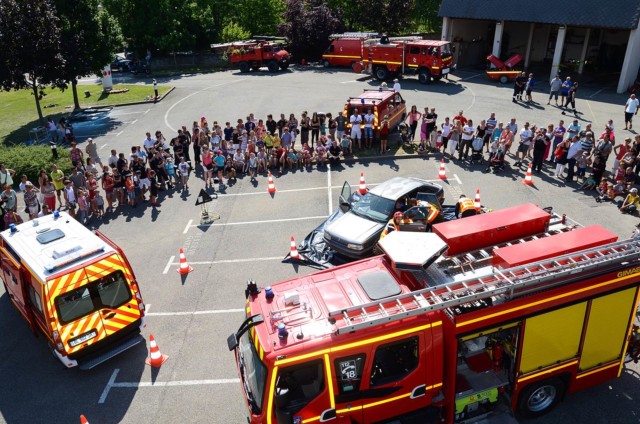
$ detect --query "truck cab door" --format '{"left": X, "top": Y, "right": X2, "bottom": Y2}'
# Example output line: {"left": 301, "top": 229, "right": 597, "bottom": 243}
{"left": 406, "top": 46, "right": 421, "bottom": 69}
{"left": 331, "top": 353, "right": 366, "bottom": 423}
{"left": 360, "top": 331, "right": 434, "bottom": 423}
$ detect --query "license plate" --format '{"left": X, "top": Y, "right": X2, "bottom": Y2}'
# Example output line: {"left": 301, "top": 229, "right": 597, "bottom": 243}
{"left": 69, "top": 330, "right": 97, "bottom": 347}
{"left": 442, "top": 68, "right": 450, "bottom": 75}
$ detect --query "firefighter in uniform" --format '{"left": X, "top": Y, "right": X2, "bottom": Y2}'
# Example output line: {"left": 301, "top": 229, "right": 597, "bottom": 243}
{"left": 455, "top": 194, "right": 477, "bottom": 219}
{"left": 380, "top": 211, "right": 405, "bottom": 241}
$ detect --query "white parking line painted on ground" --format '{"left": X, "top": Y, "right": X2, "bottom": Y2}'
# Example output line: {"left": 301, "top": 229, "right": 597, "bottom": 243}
{"left": 190, "top": 215, "right": 327, "bottom": 229}
{"left": 147, "top": 308, "right": 244, "bottom": 316}
{"left": 98, "top": 368, "right": 239, "bottom": 403}
{"left": 339, "top": 80, "right": 359, "bottom": 84}
{"left": 327, "top": 164, "right": 333, "bottom": 215}
{"left": 164, "top": 80, "right": 245, "bottom": 132}
{"left": 162, "top": 255, "right": 175, "bottom": 274}
{"left": 145, "top": 304, "right": 151, "bottom": 314}
{"left": 116, "top": 131, "right": 124, "bottom": 136}
{"left": 144, "top": 108, "right": 151, "bottom": 115}
{"left": 213, "top": 181, "right": 441, "bottom": 198}
{"left": 589, "top": 88, "right": 605, "bottom": 98}
{"left": 131, "top": 119, "right": 138, "bottom": 125}
{"left": 98, "top": 368, "right": 120, "bottom": 404}
{"left": 164, "top": 256, "right": 282, "bottom": 273}
{"left": 183, "top": 219, "right": 193, "bottom": 234}
{"left": 454, "top": 174, "right": 462, "bottom": 185}
{"left": 100, "top": 144, "right": 108, "bottom": 150}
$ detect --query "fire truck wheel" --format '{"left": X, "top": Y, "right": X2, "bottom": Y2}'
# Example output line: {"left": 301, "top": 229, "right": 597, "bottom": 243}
{"left": 418, "top": 72, "right": 431, "bottom": 85}
{"left": 323, "top": 59, "right": 330, "bottom": 68}
{"left": 517, "top": 378, "right": 565, "bottom": 418}
{"left": 239, "top": 62, "right": 250, "bottom": 73}
{"left": 499, "top": 75, "right": 509, "bottom": 84}
{"left": 432, "top": 75, "right": 442, "bottom": 81}
{"left": 375, "top": 66, "right": 389, "bottom": 81}
{"left": 268, "top": 61, "right": 279, "bottom": 72}
{"left": 280, "top": 62, "right": 289, "bottom": 70}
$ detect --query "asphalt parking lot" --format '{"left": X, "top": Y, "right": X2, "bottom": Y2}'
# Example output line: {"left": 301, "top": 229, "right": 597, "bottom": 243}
{"left": 1, "top": 67, "right": 640, "bottom": 424}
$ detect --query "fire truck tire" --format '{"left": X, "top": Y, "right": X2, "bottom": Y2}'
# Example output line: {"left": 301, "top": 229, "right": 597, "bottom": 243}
{"left": 517, "top": 378, "right": 565, "bottom": 418}
{"left": 418, "top": 72, "right": 431, "bottom": 85}
{"left": 268, "top": 61, "right": 279, "bottom": 72}
{"left": 323, "top": 59, "right": 330, "bottom": 68}
{"left": 374, "top": 66, "right": 389, "bottom": 81}
{"left": 499, "top": 75, "right": 509, "bottom": 84}
{"left": 432, "top": 75, "right": 443, "bottom": 81}
{"left": 239, "top": 62, "right": 250, "bottom": 73}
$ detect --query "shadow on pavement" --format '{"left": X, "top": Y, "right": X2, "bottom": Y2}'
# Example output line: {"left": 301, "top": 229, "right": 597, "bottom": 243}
{"left": 0, "top": 291, "right": 145, "bottom": 424}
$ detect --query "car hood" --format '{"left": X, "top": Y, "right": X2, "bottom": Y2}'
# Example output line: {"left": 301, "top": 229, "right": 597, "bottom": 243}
{"left": 325, "top": 212, "right": 385, "bottom": 244}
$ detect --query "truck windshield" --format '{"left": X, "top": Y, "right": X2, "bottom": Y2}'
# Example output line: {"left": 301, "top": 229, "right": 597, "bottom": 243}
{"left": 55, "top": 270, "right": 132, "bottom": 325}
{"left": 238, "top": 330, "right": 268, "bottom": 414}
{"left": 351, "top": 192, "right": 395, "bottom": 222}
{"left": 441, "top": 44, "right": 452, "bottom": 60}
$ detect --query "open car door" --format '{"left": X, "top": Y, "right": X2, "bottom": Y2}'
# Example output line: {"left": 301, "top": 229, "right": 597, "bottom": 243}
{"left": 399, "top": 206, "right": 430, "bottom": 232}
{"left": 339, "top": 181, "right": 352, "bottom": 213}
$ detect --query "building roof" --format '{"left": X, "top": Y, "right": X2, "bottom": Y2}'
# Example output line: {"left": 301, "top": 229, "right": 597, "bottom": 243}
{"left": 438, "top": 0, "right": 640, "bottom": 30}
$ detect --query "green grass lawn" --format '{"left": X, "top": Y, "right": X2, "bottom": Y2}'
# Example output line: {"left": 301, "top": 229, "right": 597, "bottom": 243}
{"left": 0, "top": 84, "right": 171, "bottom": 146}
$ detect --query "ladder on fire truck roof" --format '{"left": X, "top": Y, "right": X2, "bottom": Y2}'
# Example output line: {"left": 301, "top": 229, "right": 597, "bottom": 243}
{"left": 329, "top": 238, "right": 640, "bottom": 334}
{"left": 439, "top": 212, "right": 579, "bottom": 276}
{"left": 329, "top": 32, "right": 380, "bottom": 40}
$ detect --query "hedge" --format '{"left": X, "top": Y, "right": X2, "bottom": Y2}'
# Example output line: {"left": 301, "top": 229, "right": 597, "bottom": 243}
{"left": 0, "top": 145, "right": 73, "bottom": 188}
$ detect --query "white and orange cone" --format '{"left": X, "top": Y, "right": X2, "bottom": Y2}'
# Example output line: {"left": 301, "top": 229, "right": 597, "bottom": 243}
{"left": 145, "top": 334, "right": 169, "bottom": 368}
{"left": 267, "top": 172, "right": 276, "bottom": 194}
{"left": 522, "top": 164, "right": 534, "bottom": 185}
{"left": 80, "top": 415, "right": 89, "bottom": 424}
{"left": 474, "top": 189, "right": 481, "bottom": 210}
{"left": 176, "top": 248, "right": 193, "bottom": 275}
{"left": 358, "top": 172, "right": 367, "bottom": 195}
{"left": 438, "top": 159, "right": 447, "bottom": 180}
{"left": 289, "top": 236, "right": 301, "bottom": 260}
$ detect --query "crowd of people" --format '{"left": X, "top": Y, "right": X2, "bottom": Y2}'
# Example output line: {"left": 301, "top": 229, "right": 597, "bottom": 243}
{"left": 0, "top": 93, "right": 639, "bottom": 230}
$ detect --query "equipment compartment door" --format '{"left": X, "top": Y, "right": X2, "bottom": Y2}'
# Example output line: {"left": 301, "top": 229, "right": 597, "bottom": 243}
{"left": 1, "top": 247, "right": 26, "bottom": 313}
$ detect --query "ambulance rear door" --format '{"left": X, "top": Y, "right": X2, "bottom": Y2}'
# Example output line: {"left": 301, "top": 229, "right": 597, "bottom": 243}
{"left": 0, "top": 245, "right": 28, "bottom": 316}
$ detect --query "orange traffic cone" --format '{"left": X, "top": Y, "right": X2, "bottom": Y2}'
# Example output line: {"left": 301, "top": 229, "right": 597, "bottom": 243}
{"left": 145, "top": 334, "right": 169, "bottom": 368}
{"left": 358, "top": 172, "right": 367, "bottom": 195}
{"left": 80, "top": 415, "right": 89, "bottom": 424}
{"left": 522, "top": 164, "right": 534, "bottom": 185}
{"left": 438, "top": 159, "right": 447, "bottom": 180}
{"left": 176, "top": 248, "right": 193, "bottom": 275}
{"left": 289, "top": 236, "right": 301, "bottom": 260}
{"left": 474, "top": 189, "right": 481, "bottom": 210}
{"left": 267, "top": 172, "right": 276, "bottom": 194}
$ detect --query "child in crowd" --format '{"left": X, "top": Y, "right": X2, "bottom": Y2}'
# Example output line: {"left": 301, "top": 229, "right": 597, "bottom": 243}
{"left": 225, "top": 157, "right": 236, "bottom": 181}
{"left": 248, "top": 153, "right": 258, "bottom": 181}
{"left": 341, "top": 135, "right": 351, "bottom": 156}
{"left": 576, "top": 151, "right": 588, "bottom": 182}
{"left": 94, "top": 192, "right": 105, "bottom": 217}
{"left": 580, "top": 173, "right": 598, "bottom": 190}
{"left": 257, "top": 148, "right": 267, "bottom": 174}
{"left": 149, "top": 170, "right": 160, "bottom": 207}
{"left": 178, "top": 157, "right": 190, "bottom": 189}
{"left": 164, "top": 157, "right": 176, "bottom": 188}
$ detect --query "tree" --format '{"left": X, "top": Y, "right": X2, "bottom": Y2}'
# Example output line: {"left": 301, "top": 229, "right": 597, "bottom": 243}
{"left": 54, "top": 0, "right": 123, "bottom": 110}
{"left": 413, "top": 0, "right": 441, "bottom": 33}
{"left": 278, "top": 0, "right": 345, "bottom": 60}
{"left": 0, "top": 0, "right": 65, "bottom": 125}
{"left": 221, "top": 22, "right": 251, "bottom": 43}
{"left": 354, "top": 0, "right": 415, "bottom": 35}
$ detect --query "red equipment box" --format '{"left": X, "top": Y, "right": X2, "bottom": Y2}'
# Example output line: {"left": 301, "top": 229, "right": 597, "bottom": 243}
{"left": 492, "top": 225, "right": 618, "bottom": 270}
{"left": 432, "top": 204, "right": 550, "bottom": 256}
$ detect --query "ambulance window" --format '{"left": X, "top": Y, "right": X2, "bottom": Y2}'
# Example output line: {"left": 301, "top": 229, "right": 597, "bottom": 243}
{"left": 56, "top": 286, "right": 94, "bottom": 325}
{"left": 409, "top": 46, "right": 420, "bottom": 55}
{"left": 96, "top": 271, "right": 131, "bottom": 308}
{"left": 275, "top": 360, "right": 325, "bottom": 414}
{"left": 334, "top": 354, "right": 366, "bottom": 394}
{"left": 370, "top": 337, "right": 419, "bottom": 386}
{"left": 28, "top": 285, "right": 44, "bottom": 317}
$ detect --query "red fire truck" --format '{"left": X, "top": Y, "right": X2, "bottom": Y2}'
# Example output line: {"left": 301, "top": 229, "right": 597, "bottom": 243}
{"left": 228, "top": 204, "right": 640, "bottom": 423}
{"left": 354, "top": 39, "right": 454, "bottom": 84}
{"left": 213, "top": 37, "right": 291, "bottom": 73}
{"left": 322, "top": 33, "right": 379, "bottom": 68}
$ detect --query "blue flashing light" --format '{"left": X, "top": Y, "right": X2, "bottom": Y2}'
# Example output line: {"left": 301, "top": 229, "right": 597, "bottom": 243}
{"left": 265, "top": 286, "right": 274, "bottom": 299}
{"left": 277, "top": 323, "right": 288, "bottom": 339}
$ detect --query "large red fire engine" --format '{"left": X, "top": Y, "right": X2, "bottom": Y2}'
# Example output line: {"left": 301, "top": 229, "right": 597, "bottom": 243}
{"left": 212, "top": 37, "right": 291, "bottom": 73}
{"left": 228, "top": 204, "right": 640, "bottom": 423}
{"left": 354, "top": 39, "right": 454, "bottom": 84}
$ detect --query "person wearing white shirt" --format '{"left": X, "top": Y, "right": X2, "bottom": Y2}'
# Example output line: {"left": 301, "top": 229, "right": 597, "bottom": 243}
{"left": 350, "top": 109, "right": 363, "bottom": 149}
{"left": 143, "top": 132, "right": 155, "bottom": 153}
{"left": 363, "top": 109, "right": 375, "bottom": 149}
{"left": 393, "top": 78, "right": 401, "bottom": 92}
{"left": 624, "top": 94, "right": 640, "bottom": 130}
{"left": 565, "top": 136, "right": 583, "bottom": 182}
{"left": 459, "top": 120, "right": 475, "bottom": 160}
{"left": 514, "top": 122, "right": 533, "bottom": 166}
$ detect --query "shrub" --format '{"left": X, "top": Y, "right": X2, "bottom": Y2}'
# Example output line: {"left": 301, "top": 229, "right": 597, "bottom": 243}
{"left": 0, "top": 145, "right": 73, "bottom": 188}
{"left": 221, "top": 22, "right": 251, "bottom": 43}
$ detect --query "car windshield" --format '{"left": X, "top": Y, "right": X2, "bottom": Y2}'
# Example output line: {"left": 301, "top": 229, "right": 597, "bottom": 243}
{"left": 55, "top": 270, "right": 132, "bottom": 325}
{"left": 351, "top": 192, "right": 396, "bottom": 222}
{"left": 238, "top": 330, "right": 268, "bottom": 414}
